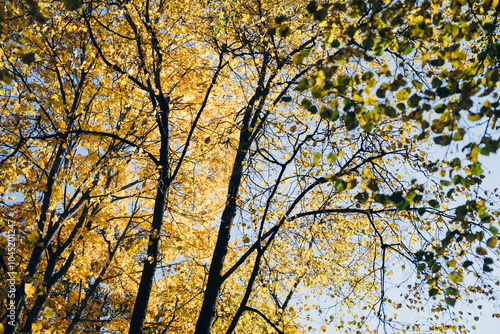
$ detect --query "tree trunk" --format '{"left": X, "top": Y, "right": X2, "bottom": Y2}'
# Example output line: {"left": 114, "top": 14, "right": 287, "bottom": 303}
{"left": 128, "top": 104, "right": 170, "bottom": 333}
{"left": 194, "top": 111, "right": 253, "bottom": 334}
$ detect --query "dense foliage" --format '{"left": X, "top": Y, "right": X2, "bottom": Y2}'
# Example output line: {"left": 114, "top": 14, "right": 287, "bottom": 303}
{"left": 0, "top": 0, "right": 499, "bottom": 333}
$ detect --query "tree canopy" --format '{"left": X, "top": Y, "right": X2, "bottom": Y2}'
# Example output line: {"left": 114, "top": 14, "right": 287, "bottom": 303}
{"left": 0, "top": 0, "right": 499, "bottom": 333}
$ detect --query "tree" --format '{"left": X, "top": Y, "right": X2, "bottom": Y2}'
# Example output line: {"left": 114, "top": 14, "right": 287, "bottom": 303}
{"left": 1, "top": 0, "right": 499, "bottom": 333}
{"left": 1, "top": 1, "right": 233, "bottom": 333}
{"left": 0, "top": 3, "right": 156, "bottom": 332}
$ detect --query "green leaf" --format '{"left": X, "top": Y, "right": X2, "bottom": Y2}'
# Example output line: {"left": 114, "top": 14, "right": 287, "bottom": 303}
{"left": 476, "top": 247, "right": 488, "bottom": 256}
{"left": 306, "top": 1, "right": 318, "bottom": 13}
{"left": 301, "top": 98, "right": 312, "bottom": 109}
{"left": 313, "top": 8, "right": 328, "bottom": 22}
{"left": 44, "top": 307, "right": 55, "bottom": 318}
{"left": 330, "top": 109, "right": 339, "bottom": 121}
{"left": 311, "top": 86, "right": 325, "bottom": 98}
{"left": 308, "top": 105, "right": 318, "bottom": 114}
{"left": 412, "top": 80, "right": 423, "bottom": 90}
{"left": 0, "top": 69, "right": 12, "bottom": 84}
{"left": 434, "top": 135, "right": 452, "bottom": 146}
{"left": 327, "top": 152, "right": 337, "bottom": 164}
{"left": 292, "top": 53, "right": 305, "bottom": 64}
{"left": 334, "top": 179, "right": 347, "bottom": 192}
{"left": 374, "top": 194, "right": 390, "bottom": 205}
{"left": 63, "top": 0, "right": 82, "bottom": 10}
{"left": 345, "top": 112, "right": 358, "bottom": 131}
{"left": 403, "top": 45, "right": 413, "bottom": 55}
{"left": 367, "top": 179, "right": 379, "bottom": 192}
{"left": 431, "top": 78, "right": 443, "bottom": 88}
{"left": 467, "top": 144, "right": 480, "bottom": 162}
{"left": 429, "top": 288, "right": 439, "bottom": 297}
{"left": 448, "top": 272, "right": 463, "bottom": 283}
{"left": 213, "top": 26, "right": 222, "bottom": 37}
{"left": 275, "top": 15, "right": 288, "bottom": 24}
{"left": 389, "top": 191, "right": 404, "bottom": 204}
{"left": 445, "top": 297, "right": 456, "bottom": 307}
{"left": 428, "top": 199, "right": 439, "bottom": 208}
{"left": 408, "top": 94, "right": 422, "bottom": 107}
{"left": 295, "top": 78, "right": 310, "bottom": 92}
{"left": 396, "top": 88, "right": 411, "bottom": 101}
{"left": 434, "top": 104, "right": 446, "bottom": 113}
{"left": 431, "top": 263, "right": 442, "bottom": 273}
{"left": 486, "top": 236, "right": 498, "bottom": 248}
{"left": 463, "top": 260, "right": 473, "bottom": 268}
{"left": 489, "top": 225, "right": 499, "bottom": 235}
{"left": 319, "top": 106, "right": 333, "bottom": 120}
{"left": 300, "top": 49, "right": 311, "bottom": 57}
{"left": 267, "top": 27, "right": 277, "bottom": 36}
{"left": 346, "top": 178, "right": 357, "bottom": 190}
{"left": 465, "top": 233, "right": 476, "bottom": 242}
{"left": 355, "top": 191, "right": 369, "bottom": 204}
{"left": 363, "top": 109, "right": 380, "bottom": 123}
{"left": 363, "top": 38, "right": 374, "bottom": 50}
{"left": 278, "top": 24, "right": 292, "bottom": 38}
{"left": 429, "top": 57, "right": 445, "bottom": 66}
{"left": 445, "top": 287, "right": 460, "bottom": 296}
{"left": 453, "top": 128, "right": 466, "bottom": 141}
{"left": 436, "top": 87, "right": 451, "bottom": 98}
{"left": 313, "top": 152, "right": 322, "bottom": 166}
{"left": 470, "top": 162, "right": 483, "bottom": 176}
{"left": 376, "top": 88, "right": 386, "bottom": 98}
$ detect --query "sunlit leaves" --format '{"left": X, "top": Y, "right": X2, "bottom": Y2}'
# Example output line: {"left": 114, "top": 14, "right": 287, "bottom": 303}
{"left": 448, "top": 272, "right": 464, "bottom": 283}
{"left": 1, "top": 0, "right": 499, "bottom": 333}
{"left": 297, "top": 1, "right": 500, "bottom": 328}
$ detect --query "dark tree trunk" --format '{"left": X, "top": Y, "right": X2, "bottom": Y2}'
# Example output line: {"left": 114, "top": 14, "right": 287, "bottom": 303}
{"left": 128, "top": 103, "right": 170, "bottom": 334}
{"left": 194, "top": 111, "right": 254, "bottom": 334}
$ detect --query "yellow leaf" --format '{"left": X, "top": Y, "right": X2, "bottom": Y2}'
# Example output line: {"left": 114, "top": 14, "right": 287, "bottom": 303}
{"left": 487, "top": 236, "right": 497, "bottom": 248}
{"left": 26, "top": 230, "right": 40, "bottom": 244}
{"left": 31, "top": 322, "right": 43, "bottom": 332}
{"left": 363, "top": 94, "right": 377, "bottom": 106}
{"left": 68, "top": 290, "right": 79, "bottom": 305}
{"left": 55, "top": 119, "right": 66, "bottom": 130}
{"left": 25, "top": 283, "right": 36, "bottom": 297}
{"left": 448, "top": 272, "right": 463, "bottom": 283}
{"left": 446, "top": 259, "right": 456, "bottom": 268}
{"left": 44, "top": 307, "right": 54, "bottom": 318}
{"left": 292, "top": 53, "right": 304, "bottom": 65}
{"left": 321, "top": 324, "right": 327, "bottom": 331}
{"left": 362, "top": 167, "right": 370, "bottom": 179}
{"left": 352, "top": 93, "right": 363, "bottom": 103}
{"left": 151, "top": 229, "right": 159, "bottom": 239}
